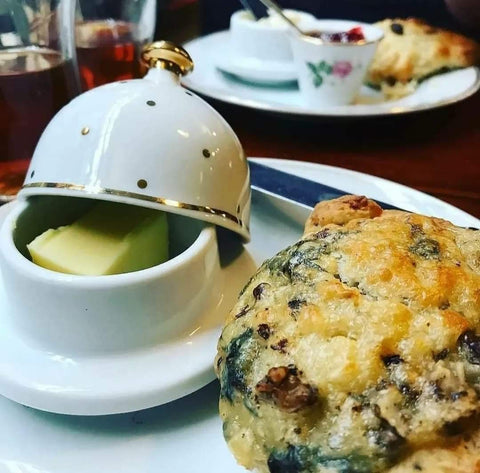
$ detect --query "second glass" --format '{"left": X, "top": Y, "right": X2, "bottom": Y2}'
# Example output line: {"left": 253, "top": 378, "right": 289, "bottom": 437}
{"left": 0, "top": 0, "right": 79, "bottom": 201}
{"left": 76, "top": 0, "right": 156, "bottom": 90}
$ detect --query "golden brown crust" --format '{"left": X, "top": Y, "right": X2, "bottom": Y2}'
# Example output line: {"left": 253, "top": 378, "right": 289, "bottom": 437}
{"left": 304, "top": 195, "right": 383, "bottom": 235}
{"left": 367, "top": 18, "right": 480, "bottom": 99}
{"left": 216, "top": 195, "right": 480, "bottom": 473}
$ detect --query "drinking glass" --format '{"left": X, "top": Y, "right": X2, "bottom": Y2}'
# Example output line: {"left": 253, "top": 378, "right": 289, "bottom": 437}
{"left": 0, "top": 0, "right": 79, "bottom": 202}
{"left": 76, "top": 0, "right": 156, "bottom": 91}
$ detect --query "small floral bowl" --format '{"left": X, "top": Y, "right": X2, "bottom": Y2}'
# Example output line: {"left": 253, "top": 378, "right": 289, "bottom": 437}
{"left": 290, "top": 20, "right": 384, "bottom": 106}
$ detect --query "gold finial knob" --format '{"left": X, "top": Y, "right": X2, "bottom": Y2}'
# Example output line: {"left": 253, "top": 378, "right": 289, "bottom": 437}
{"left": 141, "top": 41, "right": 194, "bottom": 76}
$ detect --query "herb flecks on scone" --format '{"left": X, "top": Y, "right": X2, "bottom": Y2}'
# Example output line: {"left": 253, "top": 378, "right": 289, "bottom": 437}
{"left": 366, "top": 18, "right": 479, "bottom": 99}
{"left": 215, "top": 195, "right": 480, "bottom": 473}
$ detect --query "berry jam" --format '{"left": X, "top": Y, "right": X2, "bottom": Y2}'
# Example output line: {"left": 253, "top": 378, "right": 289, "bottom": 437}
{"left": 306, "top": 26, "right": 365, "bottom": 43}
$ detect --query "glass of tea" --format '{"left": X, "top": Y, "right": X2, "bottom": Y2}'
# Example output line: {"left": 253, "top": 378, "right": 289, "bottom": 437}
{"left": 76, "top": 0, "right": 157, "bottom": 91}
{"left": 0, "top": 0, "right": 80, "bottom": 202}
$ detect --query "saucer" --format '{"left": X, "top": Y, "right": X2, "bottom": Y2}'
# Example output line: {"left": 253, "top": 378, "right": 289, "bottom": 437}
{"left": 184, "top": 31, "right": 480, "bottom": 117}
{"left": 0, "top": 159, "right": 478, "bottom": 470}
{"left": 215, "top": 46, "right": 297, "bottom": 85}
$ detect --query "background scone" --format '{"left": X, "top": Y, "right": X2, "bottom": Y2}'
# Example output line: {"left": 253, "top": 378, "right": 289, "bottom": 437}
{"left": 215, "top": 195, "right": 480, "bottom": 473}
{"left": 366, "top": 18, "right": 479, "bottom": 99}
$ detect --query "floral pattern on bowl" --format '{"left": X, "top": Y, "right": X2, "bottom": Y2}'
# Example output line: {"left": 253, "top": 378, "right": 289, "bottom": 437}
{"left": 307, "top": 60, "right": 354, "bottom": 87}
{"left": 290, "top": 20, "right": 384, "bottom": 106}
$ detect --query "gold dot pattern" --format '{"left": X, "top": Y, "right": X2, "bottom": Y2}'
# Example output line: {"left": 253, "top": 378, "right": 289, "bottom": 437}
{"left": 137, "top": 179, "right": 148, "bottom": 189}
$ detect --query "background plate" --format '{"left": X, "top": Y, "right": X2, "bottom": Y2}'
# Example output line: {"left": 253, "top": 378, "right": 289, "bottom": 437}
{"left": 183, "top": 31, "right": 480, "bottom": 118}
{"left": 0, "top": 159, "right": 478, "bottom": 472}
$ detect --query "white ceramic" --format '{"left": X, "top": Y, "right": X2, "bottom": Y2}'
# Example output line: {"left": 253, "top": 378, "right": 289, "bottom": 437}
{"left": 216, "top": 10, "right": 316, "bottom": 85}
{"left": 0, "top": 42, "right": 253, "bottom": 415}
{"left": 183, "top": 31, "right": 480, "bottom": 117}
{"left": 230, "top": 9, "right": 316, "bottom": 63}
{"left": 0, "top": 197, "right": 221, "bottom": 356}
{"left": 290, "top": 20, "right": 383, "bottom": 106}
{"left": 20, "top": 66, "right": 250, "bottom": 241}
{"left": 215, "top": 47, "right": 298, "bottom": 85}
{"left": 0, "top": 158, "right": 478, "bottom": 470}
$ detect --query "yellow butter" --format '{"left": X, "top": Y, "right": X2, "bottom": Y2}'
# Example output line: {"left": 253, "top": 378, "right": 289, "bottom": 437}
{"left": 27, "top": 202, "right": 169, "bottom": 275}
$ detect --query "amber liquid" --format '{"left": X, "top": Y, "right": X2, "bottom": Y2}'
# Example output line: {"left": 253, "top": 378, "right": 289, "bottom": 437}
{"left": 76, "top": 20, "right": 145, "bottom": 91}
{"left": 0, "top": 47, "right": 78, "bottom": 200}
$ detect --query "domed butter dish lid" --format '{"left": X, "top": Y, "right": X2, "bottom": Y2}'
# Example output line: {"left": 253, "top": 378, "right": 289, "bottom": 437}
{"left": 19, "top": 41, "right": 251, "bottom": 241}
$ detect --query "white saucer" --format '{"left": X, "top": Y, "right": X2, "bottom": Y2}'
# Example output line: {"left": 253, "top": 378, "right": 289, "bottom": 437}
{"left": 0, "top": 159, "right": 479, "bottom": 473}
{"left": 214, "top": 33, "right": 297, "bottom": 85}
{"left": 184, "top": 31, "right": 480, "bottom": 117}
{"left": 216, "top": 55, "right": 297, "bottom": 85}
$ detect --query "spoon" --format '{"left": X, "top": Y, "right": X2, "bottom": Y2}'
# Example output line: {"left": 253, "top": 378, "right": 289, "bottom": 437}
{"left": 255, "top": 0, "right": 305, "bottom": 34}
{"left": 238, "top": 0, "right": 267, "bottom": 20}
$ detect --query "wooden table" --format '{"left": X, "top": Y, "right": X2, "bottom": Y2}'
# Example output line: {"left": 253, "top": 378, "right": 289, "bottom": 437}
{"left": 209, "top": 90, "right": 480, "bottom": 219}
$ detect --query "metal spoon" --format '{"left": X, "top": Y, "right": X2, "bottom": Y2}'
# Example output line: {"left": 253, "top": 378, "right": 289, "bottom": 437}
{"left": 255, "top": 0, "right": 305, "bottom": 34}
{"left": 238, "top": 0, "right": 267, "bottom": 20}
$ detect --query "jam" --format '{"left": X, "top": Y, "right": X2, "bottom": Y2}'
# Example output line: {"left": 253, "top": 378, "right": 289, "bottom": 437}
{"left": 306, "top": 26, "right": 365, "bottom": 43}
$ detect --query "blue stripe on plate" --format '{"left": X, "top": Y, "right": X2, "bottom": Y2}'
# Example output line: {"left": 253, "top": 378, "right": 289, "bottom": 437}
{"left": 249, "top": 161, "right": 399, "bottom": 210}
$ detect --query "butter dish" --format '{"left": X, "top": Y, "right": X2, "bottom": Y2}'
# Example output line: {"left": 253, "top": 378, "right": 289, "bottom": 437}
{"left": 0, "top": 42, "right": 254, "bottom": 415}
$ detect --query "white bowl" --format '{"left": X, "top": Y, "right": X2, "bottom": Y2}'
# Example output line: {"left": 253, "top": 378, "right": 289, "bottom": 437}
{"left": 0, "top": 195, "right": 221, "bottom": 355}
{"left": 290, "top": 20, "right": 384, "bottom": 106}
{"left": 230, "top": 9, "right": 316, "bottom": 63}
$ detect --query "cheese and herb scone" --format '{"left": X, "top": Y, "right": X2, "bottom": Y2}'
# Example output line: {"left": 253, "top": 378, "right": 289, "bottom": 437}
{"left": 215, "top": 195, "right": 480, "bottom": 473}
{"left": 366, "top": 18, "right": 479, "bottom": 99}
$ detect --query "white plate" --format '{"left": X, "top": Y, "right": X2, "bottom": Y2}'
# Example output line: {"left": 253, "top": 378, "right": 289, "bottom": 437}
{"left": 0, "top": 159, "right": 478, "bottom": 472}
{"left": 183, "top": 31, "right": 480, "bottom": 117}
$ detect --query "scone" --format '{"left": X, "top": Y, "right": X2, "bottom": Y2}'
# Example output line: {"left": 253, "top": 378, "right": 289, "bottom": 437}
{"left": 215, "top": 195, "right": 480, "bottom": 473}
{"left": 366, "top": 18, "right": 479, "bottom": 99}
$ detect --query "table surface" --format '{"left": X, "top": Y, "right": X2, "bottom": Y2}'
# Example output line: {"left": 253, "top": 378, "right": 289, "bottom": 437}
{"left": 209, "top": 90, "right": 480, "bottom": 219}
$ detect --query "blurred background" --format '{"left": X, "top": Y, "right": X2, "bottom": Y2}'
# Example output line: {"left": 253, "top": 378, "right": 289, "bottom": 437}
{"left": 0, "top": 0, "right": 478, "bottom": 209}
{"left": 157, "top": 0, "right": 480, "bottom": 43}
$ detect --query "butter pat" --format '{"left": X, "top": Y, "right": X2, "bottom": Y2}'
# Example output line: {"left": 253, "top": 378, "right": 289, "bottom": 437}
{"left": 27, "top": 202, "right": 169, "bottom": 275}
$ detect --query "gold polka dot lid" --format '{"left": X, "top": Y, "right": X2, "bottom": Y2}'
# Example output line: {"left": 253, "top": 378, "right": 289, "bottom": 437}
{"left": 19, "top": 41, "right": 251, "bottom": 241}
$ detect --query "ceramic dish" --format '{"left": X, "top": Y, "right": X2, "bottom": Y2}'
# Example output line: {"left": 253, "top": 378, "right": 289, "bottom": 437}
{"left": 0, "top": 158, "right": 479, "bottom": 471}
{"left": 290, "top": 20, "right": 384, "bottom": 106}
{"left": 217, "top": 9, "right": 315, "bottom": 85}
{"left": 184, "top": 31, "right": 480, "bottom": 117}
{"left": 229, "top": 9, "right": 316, "bottom": 62}
{"left": 0, "top": 200, "right": 257, "bottom": 416}
{"left": 0, "top": 42, "right": 255, "bottom": 416}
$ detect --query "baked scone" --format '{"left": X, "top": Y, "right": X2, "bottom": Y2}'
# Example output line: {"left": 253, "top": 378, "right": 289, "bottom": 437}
{"left": 366, "top": 18, "right": 479, "bottom": 99}
{"left": 215, "top": 195, "right": 480, "bottom": 473}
